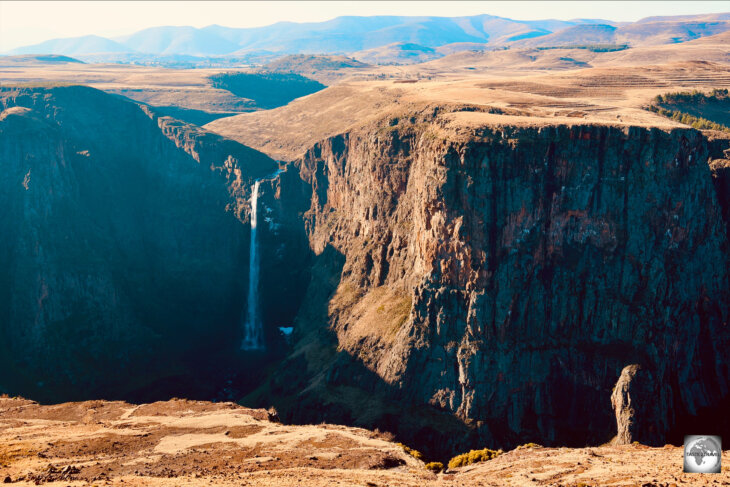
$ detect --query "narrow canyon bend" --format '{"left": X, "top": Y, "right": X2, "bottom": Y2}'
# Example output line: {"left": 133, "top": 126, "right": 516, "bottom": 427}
{"left": 1, "top": 74, "right": 730, "bottom": 470}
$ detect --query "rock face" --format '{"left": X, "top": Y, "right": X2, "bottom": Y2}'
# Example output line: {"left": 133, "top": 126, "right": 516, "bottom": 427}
{"left": 710, "top": 156, "right": 730, "bottom": 239}
{"left": 264, "top": 114, "right": 730, "bottom": 457}
{"left": 0, "top": 86, "right": 280, "bottom": 402}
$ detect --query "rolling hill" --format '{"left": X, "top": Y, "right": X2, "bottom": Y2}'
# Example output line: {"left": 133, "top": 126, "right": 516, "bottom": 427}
{"left": 352, "top": 42, "right": 444, "bottom": 65}
{"left": 119, "top": 26, "right": 242, "bottom": 56}
{"left": 512, "top": 17, "right": 730, "bottom": 48}
{"left": 8, "top": 14, "right": 729, "bottom": 60}
{"left": 9, "top": 34, "right": 133, "bottom": 55}
{"left": 0, "top": 54, "right": 85, "bottom": 66}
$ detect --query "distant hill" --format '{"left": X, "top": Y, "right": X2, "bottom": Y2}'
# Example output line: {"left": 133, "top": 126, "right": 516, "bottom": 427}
{"left": 6, "top": 13, "right": 729, "bottom": 59}
{"left": 513, "top": 24, "right": 618, "bottom": 47}
{"left": 352, "top": 42, "right": 444, "bottom": 65}
{"left": 634, "top": 13, "right": 730, "bottom": 23}
{"left": 263, "top": 54, "right": 370, "bottom": 73}
{"left": 9, "top": 35, "right": 133, "bottom": 55}
{"left": 6, "top": 15, "right": 611, "bottom": 57}
{"left": 615, "top": 20, "right": 730, "bottom": 45}
{"left": 512, "top": 19, "right": 730, "bottom": 48}
{"left": 119, "top": 26, "right": 241, "bottom": 56}
{"left": 0, "top": 54, "right": 85, "bottom": 66}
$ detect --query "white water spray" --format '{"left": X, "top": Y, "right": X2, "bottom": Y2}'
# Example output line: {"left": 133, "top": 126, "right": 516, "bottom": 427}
{"left": 241, "top": 180, "right": 263, "bottom": 350}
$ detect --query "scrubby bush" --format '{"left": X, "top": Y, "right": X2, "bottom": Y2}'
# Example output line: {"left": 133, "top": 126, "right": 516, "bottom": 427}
{"left": 398, "top": 443, "right": 424, "bottom": 460}
{"left": 654, "top": 88, "right": 729, "bottom": 105}
{"left": 424, "top": 461, "right": 444, "bottom": 472}
{"left": 447, "top": 448, "right": 503, "bottom": 469}
{"left": 372, "top": 428, "right": 395, "bottom": 441}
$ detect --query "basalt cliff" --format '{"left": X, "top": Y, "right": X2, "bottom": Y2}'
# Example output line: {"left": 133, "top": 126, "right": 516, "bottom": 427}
{"left": 255, "top": 112, "right": 730, "bottom": 457}
{"left": 1, "top": 89, "right": 729, "bottom": 459}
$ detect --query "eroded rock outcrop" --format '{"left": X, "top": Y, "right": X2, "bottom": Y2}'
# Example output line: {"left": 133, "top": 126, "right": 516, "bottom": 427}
{"left": 611, "top": 364, "right": 668, "bottom": 446}
{"left": 265, "top": 113, "right": 730, "bottom": 456}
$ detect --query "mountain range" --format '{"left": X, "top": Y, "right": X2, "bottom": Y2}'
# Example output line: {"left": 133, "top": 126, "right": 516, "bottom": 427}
{"left": 6, "top": 13, "right": 729, "bottom": 59}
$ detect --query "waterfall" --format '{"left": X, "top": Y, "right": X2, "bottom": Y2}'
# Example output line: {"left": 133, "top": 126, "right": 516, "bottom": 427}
{"left": 241, "top": 180, "right": 263, "bottom": 350}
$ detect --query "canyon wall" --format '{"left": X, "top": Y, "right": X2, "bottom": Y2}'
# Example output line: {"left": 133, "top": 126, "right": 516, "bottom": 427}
{"left": 3, "top": 87, "right": 728, "bottom": 458}
{"left": 265, "top": 115, "right": 730, "bottom": 456}
{"left": 0, "top": 86, "right": 281, "bottom": 401}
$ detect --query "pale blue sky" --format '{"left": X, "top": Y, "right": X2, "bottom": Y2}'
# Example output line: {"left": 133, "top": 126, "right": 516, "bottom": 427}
{"left": 1, "top": 1, "right": 729, "bottom": 51}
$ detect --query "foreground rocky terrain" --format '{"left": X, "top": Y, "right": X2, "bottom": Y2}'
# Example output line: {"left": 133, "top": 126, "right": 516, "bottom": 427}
{"left": 1, "top": 397, "right": 728, "bottom": 487}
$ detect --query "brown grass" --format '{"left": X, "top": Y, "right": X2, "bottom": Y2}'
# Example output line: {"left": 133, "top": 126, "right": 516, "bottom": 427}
{"left": 330, "top": 283, "right": 412, "bottom": 353}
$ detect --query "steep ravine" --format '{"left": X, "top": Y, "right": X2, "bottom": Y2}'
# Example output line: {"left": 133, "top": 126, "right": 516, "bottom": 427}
{"left": 257, "top": 116, "right": 730, "bottom": 458}
{"left": 3, "top": 87, "right": 729, "bottom": 461}
{"left": 0, "top": 86, "right": 294, "bottom": 402}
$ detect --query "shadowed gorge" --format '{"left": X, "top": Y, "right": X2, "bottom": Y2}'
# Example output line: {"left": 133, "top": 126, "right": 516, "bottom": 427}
{"left": 0, "top": 85, "right": 310, "bottom": 403}
{"left": 208, "top": 72, "right": 327, "bottom": 109}
{"left": 1, "top": 87, "right": 730, "bottom": 460}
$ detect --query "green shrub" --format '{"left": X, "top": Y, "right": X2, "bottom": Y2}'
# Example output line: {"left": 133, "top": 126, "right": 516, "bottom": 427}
{"left": 424, "top": 461, "right": 444, "bottom": 472}
{"left": 448, "top": 448, "right": 503, "bottom": 469}
{"left": 653, "top": 89, "right": 729, "bottom": 105}
{"left": 646, "top": 104, "right": 730, "bottom": 133}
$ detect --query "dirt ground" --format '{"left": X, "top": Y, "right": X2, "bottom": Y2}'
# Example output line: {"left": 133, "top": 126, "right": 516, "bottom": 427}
{"left": 1, "top": 398, "right": 728, "bottom": 487}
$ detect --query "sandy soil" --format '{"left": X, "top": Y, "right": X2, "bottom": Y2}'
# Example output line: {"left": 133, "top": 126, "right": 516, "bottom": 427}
{"left": 1, "top": 398, "right": 728, "bottom": 487}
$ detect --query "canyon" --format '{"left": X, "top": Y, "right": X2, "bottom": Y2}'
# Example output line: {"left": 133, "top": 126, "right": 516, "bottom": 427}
{"left": 2, "top": 80, "right": 729, "bottom": 459}
{"left": 0, "top": 85, "right": 291, "bottom": 403}
{"left": 2, "top": 13, "right": 730, "bottom": 486}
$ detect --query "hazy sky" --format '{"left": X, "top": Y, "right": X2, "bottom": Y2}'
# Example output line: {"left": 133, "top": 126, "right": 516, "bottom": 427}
{"left": 1, "top": 1, "right": 729, "bottom": 51}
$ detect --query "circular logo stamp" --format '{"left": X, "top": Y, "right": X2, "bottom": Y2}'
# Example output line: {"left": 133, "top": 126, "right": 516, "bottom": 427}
{"left": 684, "top": 435, "right": 721, "bottom": 473}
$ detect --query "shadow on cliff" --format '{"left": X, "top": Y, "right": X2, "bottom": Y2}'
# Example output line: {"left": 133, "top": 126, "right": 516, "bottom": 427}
{"left": 241, "top": 245, "right": 520, "bottom": 461}
{"left": 245, "top": 238, "right": 730, "bottom": 460}
{"left": 241, "top": 129, "right": 730, "bottom": 461}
